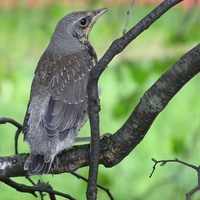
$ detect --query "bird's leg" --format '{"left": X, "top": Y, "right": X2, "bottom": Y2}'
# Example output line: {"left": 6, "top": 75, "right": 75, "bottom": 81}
{"left": 75, "top": 133, "right": 111, "bottom": 143}
{"left": 76, "top": 136, "right": 91, "bottom": 142}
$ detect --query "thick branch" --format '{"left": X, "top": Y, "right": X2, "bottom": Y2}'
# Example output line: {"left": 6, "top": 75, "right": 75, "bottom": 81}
{"left": 1, "top": 43, "right": 199, "bottom": 178}
{"left": 103, "top": 44, "right": 200, "bottom": 167}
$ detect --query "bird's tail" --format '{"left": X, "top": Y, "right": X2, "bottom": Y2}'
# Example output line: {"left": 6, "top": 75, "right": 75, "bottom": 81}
{"left": 24, "top": 153, "right": 54, "bottom": 175}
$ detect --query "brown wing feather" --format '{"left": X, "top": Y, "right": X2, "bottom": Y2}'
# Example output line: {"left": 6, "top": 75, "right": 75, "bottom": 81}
{"left": 40, "top": 50, "right": 96, "bottom": 141}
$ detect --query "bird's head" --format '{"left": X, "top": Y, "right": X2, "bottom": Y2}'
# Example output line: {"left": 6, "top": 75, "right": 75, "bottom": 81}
{"left": 54, "top": 8, "right": 108, "bottom": 44}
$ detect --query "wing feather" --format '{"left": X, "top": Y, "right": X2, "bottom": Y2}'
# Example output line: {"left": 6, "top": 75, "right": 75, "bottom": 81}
{"left": 40, "top": 49, "right": 97, "bottom": 141}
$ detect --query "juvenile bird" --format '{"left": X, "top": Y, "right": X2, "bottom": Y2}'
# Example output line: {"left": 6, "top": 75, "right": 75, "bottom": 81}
{"left": 22, "top": 8, "right": 108, "bottom": 175}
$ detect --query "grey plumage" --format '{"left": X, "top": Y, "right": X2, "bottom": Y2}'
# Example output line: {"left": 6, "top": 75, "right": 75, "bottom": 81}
{"left": 22, "top": 8, "right": 108, "bottom": 175}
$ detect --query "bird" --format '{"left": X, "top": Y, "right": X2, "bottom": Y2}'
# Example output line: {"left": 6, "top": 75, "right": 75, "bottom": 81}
{"left": 22, "top": 8, "right": 108, "bottom": 175}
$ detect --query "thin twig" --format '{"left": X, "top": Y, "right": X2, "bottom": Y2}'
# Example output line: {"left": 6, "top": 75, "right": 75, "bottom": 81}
{"left": 14, "top": 128, "right": 21, "bottom": 154}
{"left": 0, "top": 118, "right": 22, "bottom": 129}
{"left": 25, "top": 176, "right": 36, "bottom": 186}
{"left": 150, "top": 158, "right": 198, "bottom": 178}
{"left": 123, "top": 0, "right": 135, "bottom": 35}
{"left": 150, "top": 158, "right": 200, "bottom": 200}
{"left": 1, "top": 178, "right": 37, "bottom": 197}
{"left": 186, "top": 184, "right": 200, "bottom": 200}
{"left": 1, "top": 178, "right": 76, "bottom": 200}
{"left": 25, "top": 176, "right": 45, "bottom": 200}
{"left": 0, "top": 117, "right": 22, "bottom": 154}
{"left": 71, "top": 172, "right": 115, "bottom": 200}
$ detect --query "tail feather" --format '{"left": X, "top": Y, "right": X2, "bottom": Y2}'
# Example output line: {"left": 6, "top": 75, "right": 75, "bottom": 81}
{"left": 24, "top": 153, "right": 53, "bottom": 175}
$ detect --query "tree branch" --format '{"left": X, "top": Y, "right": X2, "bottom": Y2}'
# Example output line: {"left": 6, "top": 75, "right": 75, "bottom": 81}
{"left": 104, "top": 43, "right": 200, "bottom": 167}
{"left": 0, "top": 118, "right": 22, "bottom": 154}
{"left": 90, "top": 0, "right": 184, "bottom": 80}
{"left": 86, "top": 0, "right": 183, "bottom": 199}
{"left": 1, "top": 178, "right": 75, "bottom": 200}
{"left": 71, "top": 172, "right": 114, "bottom": 200}
{"left": 1, "top": 42, "right": 198, "bottom": 178}
{"left": 149, "top": 158, "right": 200, "bottom": 200}
{"left": 1, "top": 0, "right": 198, "bottom": 180}
{"left": 149, "top": 158, "right": 198, "bottom": 178}
{"left": 87, "top": 70, "right": 101, "bottom": 199}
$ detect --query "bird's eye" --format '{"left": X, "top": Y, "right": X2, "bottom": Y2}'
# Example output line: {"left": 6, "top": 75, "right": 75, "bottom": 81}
{"left": 80, "top": 18, "right": 87, "bottom": 27}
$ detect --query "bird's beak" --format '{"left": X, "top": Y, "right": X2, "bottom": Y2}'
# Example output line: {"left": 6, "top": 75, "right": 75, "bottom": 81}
{"left": 92, "top": 8, "right": 109, "bottom": 23}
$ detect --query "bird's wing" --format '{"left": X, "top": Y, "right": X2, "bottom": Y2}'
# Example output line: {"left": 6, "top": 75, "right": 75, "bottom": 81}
{"left": 39, "top": 50, "right": 96, "bottom": 141}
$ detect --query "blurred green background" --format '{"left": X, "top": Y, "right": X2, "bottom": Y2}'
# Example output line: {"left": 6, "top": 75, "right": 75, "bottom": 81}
{"left": 0, "top": 1, "right": 200, "bottom": 199}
